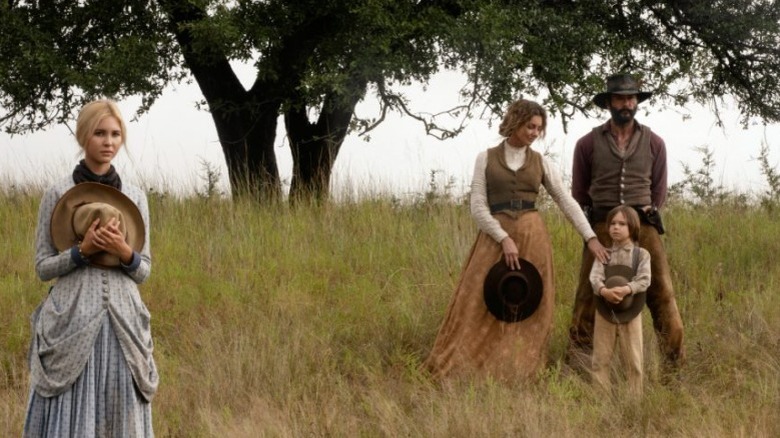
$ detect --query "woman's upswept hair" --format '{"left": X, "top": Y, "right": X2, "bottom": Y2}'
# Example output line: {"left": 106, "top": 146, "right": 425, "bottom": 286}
{"left": 75, "top": 99, "right": 127, "bottom": 150}
{"left": 607, "top": 205, "right": 641, "bottom": 242}
{"left": 498, "top": 99, "right": 547, "bottom": 138}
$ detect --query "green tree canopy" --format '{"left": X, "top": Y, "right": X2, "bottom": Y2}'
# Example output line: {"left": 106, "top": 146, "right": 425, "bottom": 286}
{"left": 2, "top": 0, "right": 779, "bottom": 201}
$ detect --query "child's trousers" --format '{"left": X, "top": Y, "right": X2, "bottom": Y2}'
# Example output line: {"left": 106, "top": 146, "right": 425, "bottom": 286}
{"left": 592, "top": 311, "right": 643, "bottom": 395}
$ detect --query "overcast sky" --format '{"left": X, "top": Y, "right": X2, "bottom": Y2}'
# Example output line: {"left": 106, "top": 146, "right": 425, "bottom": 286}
{"left": 2, "top": 69, "right": 778, "bottom": 199}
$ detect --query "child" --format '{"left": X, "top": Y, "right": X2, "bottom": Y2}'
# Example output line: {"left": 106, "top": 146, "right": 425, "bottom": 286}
{"left": 589, "top": 205, "right": 651, "bottom": 395}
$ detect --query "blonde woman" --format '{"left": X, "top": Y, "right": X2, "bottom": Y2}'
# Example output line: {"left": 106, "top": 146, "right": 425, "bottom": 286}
{"left": 424, "top": 99, "right": 608, "bottom": 379}
{"left": 25, "top": 100, "right": 157, "bottom": 437}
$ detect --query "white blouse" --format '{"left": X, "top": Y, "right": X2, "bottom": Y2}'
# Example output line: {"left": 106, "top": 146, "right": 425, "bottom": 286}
{"left": 470, "top": 141, "right": 596, "bottom": 244}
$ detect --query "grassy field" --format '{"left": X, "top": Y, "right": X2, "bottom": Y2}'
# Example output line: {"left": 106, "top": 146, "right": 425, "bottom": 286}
{"left": 1, "top": 188, "right": 778, "bottom": 437}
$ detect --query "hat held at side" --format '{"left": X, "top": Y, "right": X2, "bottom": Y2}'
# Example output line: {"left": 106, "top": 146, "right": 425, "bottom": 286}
{"left": 50, "top": 182, "right": 144, "bottom": 267}
{"left": 483, "top": 258, "right": 543, "bottom": 323}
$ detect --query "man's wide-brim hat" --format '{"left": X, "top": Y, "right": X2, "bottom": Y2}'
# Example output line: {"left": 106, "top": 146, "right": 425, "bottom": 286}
{"left": 483, "top": 259, "right": 543, "bottom": 323}
{"left": 595, "top": 265, "right": 646, "bottom": 324}
{"left": 593, "top": 73, "right": 653, "bottom": 109}
{"left": 51, "top": 182, "right": 144, "bottom": 267}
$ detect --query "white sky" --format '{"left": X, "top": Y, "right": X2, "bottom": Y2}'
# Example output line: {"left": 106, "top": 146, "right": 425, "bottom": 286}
{"left": 2, "top": 68, "right": 778, "bottom": 199}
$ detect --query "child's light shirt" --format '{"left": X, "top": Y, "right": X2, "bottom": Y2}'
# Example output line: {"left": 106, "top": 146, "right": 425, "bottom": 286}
{"left": 590, "top": 241, "right": 651, "bottom": 296}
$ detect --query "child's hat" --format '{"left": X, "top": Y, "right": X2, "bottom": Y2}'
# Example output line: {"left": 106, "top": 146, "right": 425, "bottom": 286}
{"left": 595, "top": 265, "right": 646, "bottom": 324}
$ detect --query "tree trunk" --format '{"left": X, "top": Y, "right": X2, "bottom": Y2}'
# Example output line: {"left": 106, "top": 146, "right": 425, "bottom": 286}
{"left": 161, "top": 0, "right": 368, "bottom": 203}
{"left": 285, "top": 89, "right": 365, "bottom": 201}
{"left": 210, "top": 100, "right": 282, "bottom": 200}
{"left": 160, "top": 0, "right": 284, "bottom": 201}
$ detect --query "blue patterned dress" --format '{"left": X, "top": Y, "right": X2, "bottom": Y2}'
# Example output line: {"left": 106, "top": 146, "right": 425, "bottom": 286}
{"left": 24, "top": 177, "right": 158, "bottom": 437}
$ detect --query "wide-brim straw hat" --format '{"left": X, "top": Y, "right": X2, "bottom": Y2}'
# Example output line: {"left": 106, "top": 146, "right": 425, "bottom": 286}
{"left": 595, "top": 265, "right": 646, "bottom": 324}
{"left": 592, "top": 73, "right": 653, "bottom": 109}
{"left": 50, "top": 182, "right": 144, "bottom": 267}
{"left": 483, "top": 258, "right": 543, "bottom": 323}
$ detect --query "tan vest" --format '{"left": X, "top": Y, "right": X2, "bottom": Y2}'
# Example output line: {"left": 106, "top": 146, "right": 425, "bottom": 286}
{"left": 589, "top": 126, "right": 653, "bottom": 207}
{"left": 485, "top": 144, "right": 543, "bottom": 214}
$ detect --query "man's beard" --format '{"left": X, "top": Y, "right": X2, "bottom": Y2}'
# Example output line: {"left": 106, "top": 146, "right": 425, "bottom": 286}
{"left": 610, "top": 107, "right": 637, "bottom": 125}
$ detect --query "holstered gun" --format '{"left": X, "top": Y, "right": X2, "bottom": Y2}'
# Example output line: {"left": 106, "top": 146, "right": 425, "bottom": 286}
{"left": 637, "top": 206, "right": 665, "bottom": 235}
{"left": 582, "top": 205, "right": 594, "bottom": 227}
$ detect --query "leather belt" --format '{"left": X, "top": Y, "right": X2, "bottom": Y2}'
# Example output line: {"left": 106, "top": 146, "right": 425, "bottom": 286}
{"left": 489, "top": 200, "right": 536, "bottom": 214}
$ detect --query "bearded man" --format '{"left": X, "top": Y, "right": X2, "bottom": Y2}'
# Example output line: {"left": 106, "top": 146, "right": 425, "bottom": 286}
{"left": 566, "top": 73, "right": 685, "bottom": 375}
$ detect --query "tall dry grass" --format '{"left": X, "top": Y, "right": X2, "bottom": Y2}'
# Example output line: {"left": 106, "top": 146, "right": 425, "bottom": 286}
{"left": 1, "top": 187, "right": 778, "bottom": 437}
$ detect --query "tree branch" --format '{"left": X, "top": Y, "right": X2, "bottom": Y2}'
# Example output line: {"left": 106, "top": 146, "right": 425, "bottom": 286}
{"left": 358, "top": 80, "right": 475, "bottom": 140}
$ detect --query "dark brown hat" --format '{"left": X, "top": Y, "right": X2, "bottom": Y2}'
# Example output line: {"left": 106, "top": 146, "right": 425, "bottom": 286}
{"left": 592, "top": 73, "right": 653, "bottom": 109}
{"left": 483, "top": 259, "right": 543, "bottom": 323}
{"left": 50, "top": 182, "right": 144, "bottom": 267}
{"left": 595, "top": 264, "right": 646, "bottom": 324}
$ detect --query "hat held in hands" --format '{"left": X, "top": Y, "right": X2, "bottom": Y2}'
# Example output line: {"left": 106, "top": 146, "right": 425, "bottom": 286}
{"left": 595, "top": 265, "right": 646, "bottom": 324}
{"left": 50, "top": 182, "right": 144, "bottom": 267}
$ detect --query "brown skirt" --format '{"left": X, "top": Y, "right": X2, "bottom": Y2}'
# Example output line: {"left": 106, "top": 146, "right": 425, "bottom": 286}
{"left": 424, "top": 211, "right": 555, "bottom": 380}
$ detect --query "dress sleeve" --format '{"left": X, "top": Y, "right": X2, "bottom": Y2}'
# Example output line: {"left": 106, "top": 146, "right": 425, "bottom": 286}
{"left": 35, "top": 186, "right": 79, "bottom": 281}
{"left": 470, "top": 150, "right": 509, "bottom": 243}
{"left": 541, "top": 156, "right": 596, "bottom": 242}
{"left": 123, "top": 189, "right": 152, "bottom": 284}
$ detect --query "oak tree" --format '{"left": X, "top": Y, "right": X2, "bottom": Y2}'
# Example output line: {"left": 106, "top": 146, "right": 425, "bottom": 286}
{"left": 2, "top": 1, "right": 779, "bottom": 201}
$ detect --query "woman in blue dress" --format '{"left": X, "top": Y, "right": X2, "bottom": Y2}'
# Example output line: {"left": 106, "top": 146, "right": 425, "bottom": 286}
{"left": 24, "top": 99, "right": 158, "bottom": 437}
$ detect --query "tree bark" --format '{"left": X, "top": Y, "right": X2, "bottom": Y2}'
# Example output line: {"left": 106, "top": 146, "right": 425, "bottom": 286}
{"left": 160, "top": 0, "right": 282, "bottom": 201}
{"left": 285, "top": 88, "right": 365, "bottom": 201}
{"left": 210, "top": 99, "right": 282, "bottom": 200}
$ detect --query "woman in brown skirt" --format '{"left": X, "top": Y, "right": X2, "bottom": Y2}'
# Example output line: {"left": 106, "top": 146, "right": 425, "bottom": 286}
{"left": 424, "top": 99, "right": 609, "bottom": 380}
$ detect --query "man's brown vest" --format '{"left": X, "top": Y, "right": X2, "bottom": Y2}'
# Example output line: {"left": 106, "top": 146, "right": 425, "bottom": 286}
{"left": 589, "top": 126, "right": 654, "bottom": 208}
{"left": 485, "top": 144, "right": 543, "bottom": 215}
